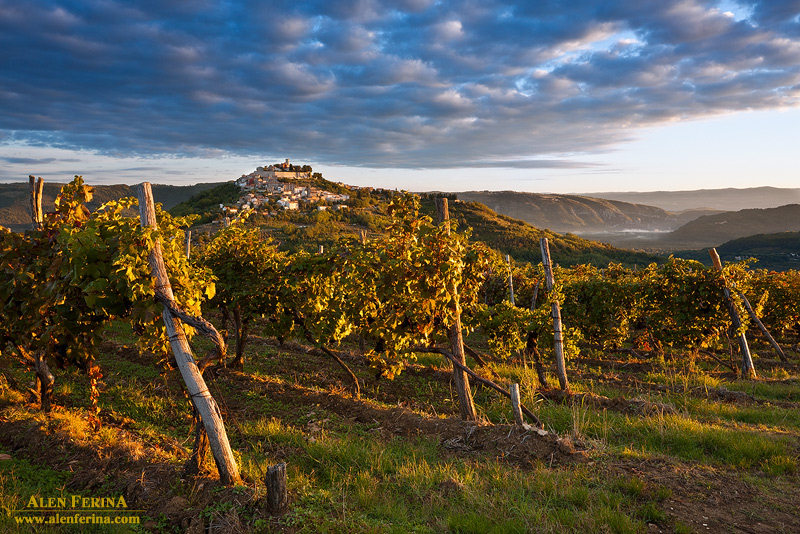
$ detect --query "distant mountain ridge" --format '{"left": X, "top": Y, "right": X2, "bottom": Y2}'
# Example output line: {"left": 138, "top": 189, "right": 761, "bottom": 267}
{"left": 455, "top": 190, "right": 694, "bottom": 234}
{"left": 453, "top": 189, "right": 800, "bottom": 255}
{"left": 578, "top": 204, "right": 800, "bottom": 254}
{"left": 675, "top": 232, "right": 800, "bottom": 271}
{"left": 659, "top": 204, "right": 800, "bottom": 249}
{"left": 585, "top": 186, "right": 800, "bottom": 212}
{"left": 0, "top": 181, "right": 219, "bottom": 231}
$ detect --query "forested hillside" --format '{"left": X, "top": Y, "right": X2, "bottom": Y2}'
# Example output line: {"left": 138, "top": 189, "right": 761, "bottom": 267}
{"left": 676, "top": 231, "right": 800, "bottom": 271}
{"left": 426, "top": 199, "right": 660, "bottom": 267}
{"left": 169, "top": 181, "right": 242, "bottom": 224}
{"left": 456, "top": 190, "right": 678, "bottom": 233}
{"left": 171, "top": 181, "right": 660, "bottom": 268}
{"left": 661, "top": 204, "right": 800, "bottom": 249}
{"left": 0, "top": 180, "right": 219, "bottom": 231}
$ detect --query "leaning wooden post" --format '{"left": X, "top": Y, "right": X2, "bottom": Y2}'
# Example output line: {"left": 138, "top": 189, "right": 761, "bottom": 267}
{"left": 138, "top": 183, "right": 242, "bottom": 485}
{"left": 709, "top": 249, "right": 756, "bottom": 379}
{"left": 737, "top": 291, "right": 787, "bottom": 362}
{"left": 436, "top": 198, "right": 478, "bottom": 421}
{"left": 506, "top": 254, "right": 516, "bottom": 305}
{"left": 540, "top": 238, "right": 569, "bottom": 391}
{"left": 509, "top": 383, "right": 524, "bottom": 426}
{"left": 29, "top": 175, "right": 43, "bottom": 229}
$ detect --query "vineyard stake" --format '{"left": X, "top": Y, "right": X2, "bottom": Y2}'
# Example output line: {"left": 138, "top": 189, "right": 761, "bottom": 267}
{"left": 138, "top": 182, "right": 242, "bottom": 485}
{"left": 436, "top": 197, "right": 478, "bottom": 421}
{"left": 540, "top": 238, "right": 570, "bottom": 391}
{"left": 414, "top": 346, "right": 543, "bottom": 428}
{"left": 510, "top": 383, "right": 524, "bottom": 426}
{"left": 28, "top": 175, "right": 43, "bottom": 229}
{"left": 506, "top": 254, "right": 515, "bottom": 305}
{"left": 736, "top": 290, "right": 787, "bottom": 362}
{"left": 709, "top": 248, "right": 757, "bottom": 379}
{"left": 184, "top": 230, "right": 191, "bottom": 259}
{"left": 530, "top": 280, "right": 540, "bottom": 311}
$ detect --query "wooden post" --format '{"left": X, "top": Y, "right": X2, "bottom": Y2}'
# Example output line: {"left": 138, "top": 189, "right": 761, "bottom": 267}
{"left": 509, "top": 383, "right": 524, "bottom": 426}
{"left": 737, "top": 291, "right": 787, "bottom": 362}
{"left": 138, "top": 183, "right": 241, "bottom": 485}
{"left": 531, "top": 280, "right": 540, "bottom": 311}
{"left": 184, "top": 230, "right": 192, "bottom": 259}
{"left": 436, "top": 197, "right": 478, "bottom": 421}
{"left": 506, "top": 254, "right": 515, "bottom": 305}
{"left": 540, "top": 238, "right": 569, "bottom": 391}
{"left": 265, "top": 463, "right": 289, "bottom": 514}
{"left": 435, "top": 196, "right": 450, "bottom": 230}
{"left": 29, "top": 175, "right": 43, "bottom": 229}
{"left": 709, "top": 249, "right": 756, "bottom": 379}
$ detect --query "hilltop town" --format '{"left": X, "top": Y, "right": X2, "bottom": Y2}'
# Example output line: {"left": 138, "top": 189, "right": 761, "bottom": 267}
{"left": 227, "top": 159, "right": 351, "bottom": 217}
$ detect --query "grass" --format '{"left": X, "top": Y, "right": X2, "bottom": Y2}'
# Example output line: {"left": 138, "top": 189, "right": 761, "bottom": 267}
{"left": 2, "top": 323, "right": 799, "bottom": 532}
{"left": 0, "top": 450, "right": 139, "bottom": 533}
{"left": 267, "top": 435, "right": 654, "bottom": 533}
{"left": 724, "top": 380, "right": 800, "bottom": 402}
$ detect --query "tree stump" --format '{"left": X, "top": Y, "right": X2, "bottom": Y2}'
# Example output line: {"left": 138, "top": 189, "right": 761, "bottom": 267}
{"left": 266, "top": 463, "right": 288, "bottom": 514}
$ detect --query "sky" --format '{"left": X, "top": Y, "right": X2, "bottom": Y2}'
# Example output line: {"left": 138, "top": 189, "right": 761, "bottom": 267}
{"left": 1, "top": 0, "right": 799, "bottom": 193}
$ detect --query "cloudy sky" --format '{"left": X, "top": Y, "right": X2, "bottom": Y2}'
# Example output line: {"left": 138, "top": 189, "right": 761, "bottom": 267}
{"left": 1, "top": 0, "right": 799, "bottom": 192}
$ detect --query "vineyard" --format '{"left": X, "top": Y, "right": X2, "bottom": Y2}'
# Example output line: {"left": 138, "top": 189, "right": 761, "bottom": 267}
{"left": 1, "top": 178, "right": 799, "bottom": 533}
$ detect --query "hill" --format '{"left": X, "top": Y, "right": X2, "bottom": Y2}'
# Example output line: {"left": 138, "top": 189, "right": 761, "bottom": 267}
{"left": 587, "top": 186, "right": 800, "bottom": 212}
{"left": 164, "top": 181, "right": 660, "bottom": 268}
{"left": 659, "top": 204, "right": 800, "bottom": 249}
{"left": 427, "top": 199, "right": 659, "bottom": 267}
{"left": 169, "top": 181, "right": 242, "bottom": 224}
{"left": 455, "top": 191, "right": 681, "bottom": 234}
{"left": 0, "top": 181, "right": 220, "bottom": 231}
{"left": 674, "top": 231, "right": 800, "bottom": 271}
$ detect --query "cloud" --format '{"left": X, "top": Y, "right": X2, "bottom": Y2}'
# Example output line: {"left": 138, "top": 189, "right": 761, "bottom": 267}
{"left": 406, "top": 159, "right": 602, "bottom": 169}
{"left": 1, "top": 157, "right": 59, "bottom": 165}
{"left": 1, "top": 0, "right": 799, "bottom": 170}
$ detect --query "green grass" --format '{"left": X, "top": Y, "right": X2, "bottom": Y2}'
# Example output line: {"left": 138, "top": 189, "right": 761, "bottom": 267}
{"left": 0, "top": 451, "right": 138, "bottom": 533}
{"left": 680, "top": 397, "right": 800, "bottom": 432}
{"left": 3, "top": 323, "right": 800, "bottom": 533}
{"left": 724, "top": 380, "right": 800, "bottom": 402}
{"left": 484, "top": 391, "right": 799, "bottom": 472}
{"left": 259, "top": 432, "right": 654, "bottom": 533}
